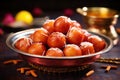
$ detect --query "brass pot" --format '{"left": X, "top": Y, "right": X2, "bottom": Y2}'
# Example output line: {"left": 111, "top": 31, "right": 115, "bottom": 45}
{"left": 77, "top": 7, "right": 119, "bottom": 45}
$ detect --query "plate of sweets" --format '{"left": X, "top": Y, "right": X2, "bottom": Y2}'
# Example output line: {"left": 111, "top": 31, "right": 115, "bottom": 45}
{"left": 6, "top": 16, "right": 113, "bottom": 72}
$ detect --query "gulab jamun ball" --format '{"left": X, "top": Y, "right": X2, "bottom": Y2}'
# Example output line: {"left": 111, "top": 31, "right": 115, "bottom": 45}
{"left": 14, "top": 37, "right": 32, "bottom": 52}
{"left": 87, "top": 35, "right": 106, "bottom": 52}
{"left": 82, "top": 29, "right": 92, "bottom": 41}
{"left": 80, "top": 42, "right": 95, "bottom": 55}
{"left": 54, "top": 16, "right": 71, "bottom": 34}
{"left": 63, "top": 44, "right": 82, "bottom": 56}
{"left": 28, "top": 42, "right": 46, "bottom": 55}
{"left": 14, "top": 16, "right": 106, "bottom": 57}
{"left": 46, "top": 48, "right": 64, "bottom": 57}
{"left": 31, "top": 28, "right": 49, "bottom": 44}
{"left": 66, "top": 27, "right": 85, "bottom": 45}
{"left": 70, "top": 20, "right": 82, "bottom": 28}
{"left": 43, "top": 20, "right": 55, "bottom": 34}
{"left": 47, "top": 32, "right": 66, "bottom": 48}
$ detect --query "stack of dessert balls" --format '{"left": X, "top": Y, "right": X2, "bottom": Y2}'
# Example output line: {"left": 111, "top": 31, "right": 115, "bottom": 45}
{"left": 15, "top": 16, "right": 106, "bottom": 57}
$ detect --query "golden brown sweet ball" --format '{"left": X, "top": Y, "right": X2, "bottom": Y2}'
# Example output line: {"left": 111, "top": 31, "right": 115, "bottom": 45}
{"left": 15, "top": 37, "right": 32, "bottom": 52}
{"left": 63, "top": 44, "right": 82, "bottom": 56}
{"left": 28, "top": 42, "right": 46, "bottom": 55}
{"left": 31, "top": 28, "right": 49, "bottom": 44}
{"left": 43, "top": 20, "right": 55, "bottom": 34}
{"left": 46, "top": 48, "right": 64, "bottom": 57}
{"left": 87, "top": 35, "right": 106, "bottom": 52}
{"left": 80, "top": 42, "right": 95, "bottom": 55}
{"left": 47, "top": 32, "right": 66, "bottom": 48}
{"left": 54, "top": 16, "right": 71, "bottom": 34}
{"left": 66, "top": 27, "right": 85, "bottom": 45}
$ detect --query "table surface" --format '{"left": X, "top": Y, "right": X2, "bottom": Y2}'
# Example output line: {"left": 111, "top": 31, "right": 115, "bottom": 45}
{"left": 0, "top": 12, "right": 120, "bottom": 80}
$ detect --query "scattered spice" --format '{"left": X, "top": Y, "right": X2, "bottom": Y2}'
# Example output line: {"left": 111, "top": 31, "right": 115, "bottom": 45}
{"left": 101, "top": 65, "right": 118, "bottom": 69}
{"left": 3, "top": 59, "right": 38, "bottom": 78}
{"left": 96, "top": 58, "right": 120, "bottom": 65}
{"left": 99, "top": 57, "right": 120, "bottom": 61}
{"left": 100, "top": 65, "right": 118, "bottom": 72}
{"left": 3, "top": 59, "right": 23, "bottom": 64}
{"left": 25, "top": 70, "right": 38, "bottom": 77}
{"left": 105, "top": 66, "right": 111, "bottom": 72}
{"left": 17, "top": 67, "right": 31, "bottom": 73}
{"left": 86, "top": 70, "right": 95, "bottom": 77}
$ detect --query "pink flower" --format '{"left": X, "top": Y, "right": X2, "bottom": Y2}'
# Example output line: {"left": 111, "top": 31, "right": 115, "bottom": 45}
{"left": 2, "top": 13, "right": 15, "bottom": 25}
{"left": 64, "top": 8, "right": 74, "bottom": 17}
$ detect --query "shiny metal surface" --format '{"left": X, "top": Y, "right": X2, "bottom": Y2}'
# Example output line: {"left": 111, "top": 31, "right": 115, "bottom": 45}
{"left": 6, "top": 28, "right": 113, "bottom": 67}
{"left": 77, "top": 7, "right": 119, "bottom": 45}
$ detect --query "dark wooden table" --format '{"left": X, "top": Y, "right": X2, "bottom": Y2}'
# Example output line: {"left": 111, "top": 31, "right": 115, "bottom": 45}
{"left": 0, "top": 12, "right": 120, "bottom": 80}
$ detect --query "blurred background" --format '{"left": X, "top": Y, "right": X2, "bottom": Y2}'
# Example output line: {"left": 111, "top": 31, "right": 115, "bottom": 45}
{"left": 0, "top": 0, "right": 119, "bottom": 15}
{"left": 0, "top": 0, "right": 119, "bottom": 28}
{"left": 0, "top": 0, "right": 119, "bottom": 30}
